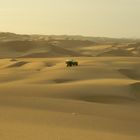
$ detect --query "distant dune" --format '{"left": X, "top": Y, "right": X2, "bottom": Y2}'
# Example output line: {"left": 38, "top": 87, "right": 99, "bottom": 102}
{"left": 97, "top": 43, "right": 140, "bottom": 57}
{"left": 0, "top": 32, "right": 140, "bottom": 58}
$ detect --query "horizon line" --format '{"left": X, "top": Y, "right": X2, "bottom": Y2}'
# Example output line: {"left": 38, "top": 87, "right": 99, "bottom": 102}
{"left": 0, "top": 31, "right": 139, "bottom": 40}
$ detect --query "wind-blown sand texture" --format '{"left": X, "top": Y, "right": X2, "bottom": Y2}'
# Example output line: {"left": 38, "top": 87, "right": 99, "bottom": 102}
{"left": 0, "top": 57, "right": 140, "bottom": 140}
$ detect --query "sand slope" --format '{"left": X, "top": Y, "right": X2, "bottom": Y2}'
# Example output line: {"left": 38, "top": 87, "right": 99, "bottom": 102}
{"left": 0, "top": 57, "right": 140, "bottom": 140}
{"left": 0, "top": 32, "right": 140, "bottom": 58}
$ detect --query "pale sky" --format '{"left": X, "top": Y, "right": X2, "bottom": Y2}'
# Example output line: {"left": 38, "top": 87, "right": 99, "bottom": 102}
{"left": 0, "top": 0, "right": 140, "bottom": 38}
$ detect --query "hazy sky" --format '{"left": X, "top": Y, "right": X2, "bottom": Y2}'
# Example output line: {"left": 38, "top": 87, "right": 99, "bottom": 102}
{"left": 0, "top": 0, "right": 140, "bottom": 38}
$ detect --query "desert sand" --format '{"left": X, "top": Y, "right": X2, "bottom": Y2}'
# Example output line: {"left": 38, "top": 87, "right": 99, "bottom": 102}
{"left": 0, "top": 57, "right": 140, "bottom": 140}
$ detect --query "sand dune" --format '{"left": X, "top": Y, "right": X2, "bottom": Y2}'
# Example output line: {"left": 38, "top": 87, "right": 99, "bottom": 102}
{"left": 97, "top": 42, "right": 140, "bottom": 57}
{"left": 0, "top": 33, "right": 140, "bottom": 139}
{"left": 0, "top": 32, "right": 140, "bottom": 58}
{"left": 0, "top": 57, "right": 140, "bottom": 140}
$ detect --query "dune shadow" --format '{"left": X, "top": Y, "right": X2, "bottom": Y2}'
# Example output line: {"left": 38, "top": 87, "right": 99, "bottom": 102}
{"left": 130, "top": 82, "right": 140, "bottom": 101}
{"left": 45, "top": 63, "right": 56, "bottom": 67}
{"left": 53, "top": 79, "right": 77, "bottom": 84}
{"left": 80, "top": 95, "right": 136, "bottom": 104}
{"left": 118, "top": 69, "right": 140, "bottom": 80}
{"left": 7, "top": 61, "right": 29, "bottom": 68}
{"left": 10, "top": 58, "right": 18, "bottom": 62}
